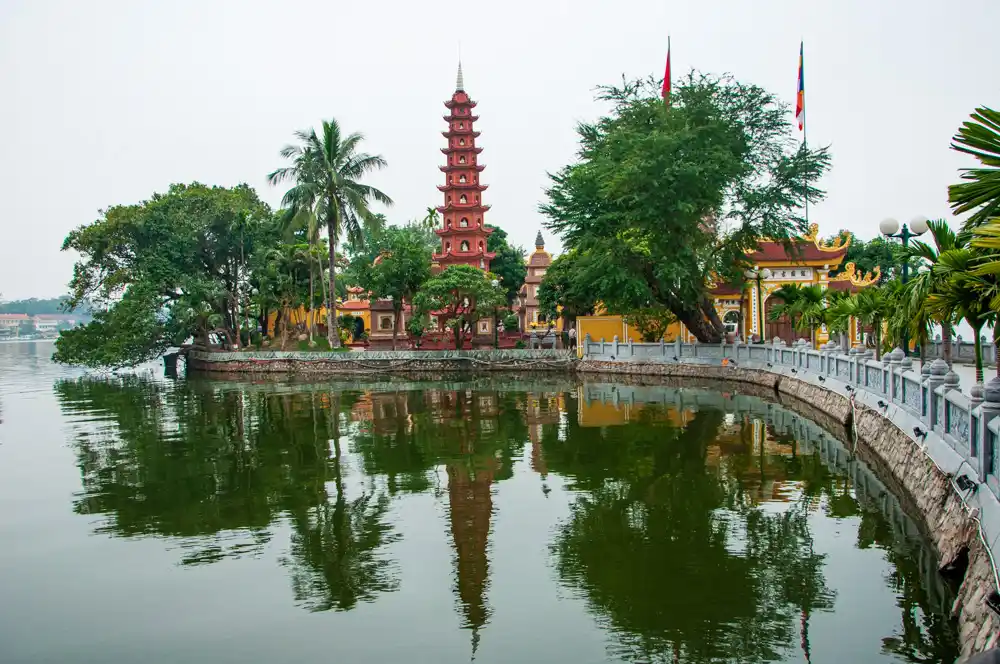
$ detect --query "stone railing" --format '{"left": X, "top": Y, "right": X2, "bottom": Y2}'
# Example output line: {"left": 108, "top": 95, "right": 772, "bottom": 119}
{"left": 582, "top": 334, "right": 1000, "bottom": 501}
{"left": 924, "top": 337, "right": 998, "bottom": 367}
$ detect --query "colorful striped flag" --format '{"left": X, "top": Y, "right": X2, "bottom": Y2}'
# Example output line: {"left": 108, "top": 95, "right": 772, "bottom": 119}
{"left": 795, "top": 41, "right": 805, "bottom": 131}
{"left": 661, "top": 37, "right": 671, "bottom": 103}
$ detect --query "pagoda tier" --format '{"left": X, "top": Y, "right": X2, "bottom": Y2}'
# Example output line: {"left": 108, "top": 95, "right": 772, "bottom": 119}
{"left": 436, "top": 203, "right": 492, "bottom": 214}
{"left": 437, "top": 183, "right": 488, "bottom": 192}
{"left": 442, "top": 130, "right": 482, "bottom": 139}
{"left": 440, "top": 164, "right": 486, "bottom": 172}
{"left": 436, "top": 63, "right": 495, "bottom": 273}
{"left": 440, "top": 146, "right": 484, "bottom": 155}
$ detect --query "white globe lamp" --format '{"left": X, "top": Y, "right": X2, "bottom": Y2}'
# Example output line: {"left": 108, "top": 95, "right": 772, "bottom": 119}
{"left": 909, "top": 215, "right": 929, "bottom": 235}
{"left": 879, "top": 218, "right": 900, "bottom": 237}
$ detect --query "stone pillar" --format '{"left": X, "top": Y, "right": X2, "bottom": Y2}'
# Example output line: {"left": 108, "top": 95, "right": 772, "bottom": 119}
{"left": 976, "top": 377, "right": 1000, "bottom": 481}
{"left": 888, "top": 348, "right": 903, "bottom": 401}
{"left": 674, "top": 335, "right": 682, "bottom": 360}
{"left": 584, "top": 333, "right": 592, "bottom": 358}
{"left": 612, "top": 335, "right": 619, "bottom": 359}
{"left": 927, "top": 358, "right": 949, "bottom": 430}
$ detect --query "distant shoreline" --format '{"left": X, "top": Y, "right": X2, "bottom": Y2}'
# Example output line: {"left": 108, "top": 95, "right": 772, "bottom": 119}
{"left": 0, "top": 338, "right": 56, "bottom": 344}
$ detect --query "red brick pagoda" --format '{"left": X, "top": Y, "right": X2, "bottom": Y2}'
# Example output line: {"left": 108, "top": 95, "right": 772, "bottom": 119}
{"left": 434, "top": 63, "right": 495, "bottom": 271}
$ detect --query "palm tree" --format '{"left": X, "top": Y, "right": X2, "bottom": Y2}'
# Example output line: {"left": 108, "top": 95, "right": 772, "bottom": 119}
{"left": 270, "top": 119, "right": 393, "bottom": 347}
{"left": 789, "top": 285, "right": 828, "bottom": 347}
{"left": 906, "top": 219, "right": 967, "bottom": 367}
{"left": 767, "top": 284, "right": 804, "bottom": 341}
{"left": 924, "top": 249, "right": 994, "bottom": 384}
{"left": 420, "top": 207, "right": 440, "bottom": 230}
{"left": 949, "top": 107, "right": 1000, "bottom": 230}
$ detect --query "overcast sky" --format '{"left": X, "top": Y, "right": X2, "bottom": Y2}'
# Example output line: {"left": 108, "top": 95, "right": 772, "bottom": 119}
{"left": 1, "top": 0, "right": 997, "bottom": 300}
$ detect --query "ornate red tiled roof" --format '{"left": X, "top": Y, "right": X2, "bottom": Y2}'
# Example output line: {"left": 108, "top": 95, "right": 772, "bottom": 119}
{"left": 747, "top": 240, "right": 847, "bottom": 263}
{"left": 0, "top": 313, "right": 30, "bottom": 320}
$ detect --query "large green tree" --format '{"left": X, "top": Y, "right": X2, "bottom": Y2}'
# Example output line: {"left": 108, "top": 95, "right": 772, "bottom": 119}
{"left": 485, "top": 225, "right": 527, "bottom": 305}
{"left": 412, "top": 265, "right": 505, "bottom": 350}
{"left": 54, "top": 183, "right": 273, "bottom": 368}
{"left": 363, "top": 226, "right": 433, "bottom": 350}
{"left": 540, "top": 73, "right": 830, "bottom": 342}
{"left": 269, "top": 119, "right": 393, "bottom": 348}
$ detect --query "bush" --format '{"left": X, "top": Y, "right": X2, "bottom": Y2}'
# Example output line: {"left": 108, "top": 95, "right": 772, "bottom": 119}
{"left": 514, "top": 340, "right": 526, "bottom": 349}
{"left": 503, "top": 313, "right": 520, "bottom": 332}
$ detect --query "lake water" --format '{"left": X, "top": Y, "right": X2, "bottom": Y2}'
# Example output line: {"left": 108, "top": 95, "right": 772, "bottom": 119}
{"left": 0, "top": 341, "right": 961, "bottom": 663}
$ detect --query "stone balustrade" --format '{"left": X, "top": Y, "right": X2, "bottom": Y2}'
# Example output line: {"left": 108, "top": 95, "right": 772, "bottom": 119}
{"left": 582, "top": 333, "right": 1000, "bottom": 517}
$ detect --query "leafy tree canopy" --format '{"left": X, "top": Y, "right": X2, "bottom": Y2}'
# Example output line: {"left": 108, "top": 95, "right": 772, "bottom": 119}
{"left": 540, "top": 73, "right": 830, "bottom": 342}
{"left": 54, "top": 182, "right": 273, "bottom": 368}
{"left": 485, "top": 225, "right": 527, "bottom": 305}
{"left": 412, "top": 265, "right": 505, "bottom": 349}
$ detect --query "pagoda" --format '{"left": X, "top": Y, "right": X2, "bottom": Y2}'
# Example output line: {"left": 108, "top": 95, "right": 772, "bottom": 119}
{"left": 434, "top": 63, "right": 495, "bottom": 271}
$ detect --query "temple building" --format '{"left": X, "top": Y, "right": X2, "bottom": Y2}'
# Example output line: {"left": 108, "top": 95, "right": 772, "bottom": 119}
{"left": 517, "top": 231, "right": 552, "bottom": 330}
{"left": 575, "top": 224, "right": 872, "bottom": 350}
{"left": 435, "top": 63, "right": 495, "bottom": 272}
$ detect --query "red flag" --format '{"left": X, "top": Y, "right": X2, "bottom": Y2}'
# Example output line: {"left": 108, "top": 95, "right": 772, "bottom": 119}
{"left": 661, "top": 37, "right": 671, "bottom": 103}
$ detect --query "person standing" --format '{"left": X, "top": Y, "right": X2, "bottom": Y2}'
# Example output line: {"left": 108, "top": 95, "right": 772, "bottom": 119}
{"left": 568, "top": 325, "right": 577, "bottom": 350}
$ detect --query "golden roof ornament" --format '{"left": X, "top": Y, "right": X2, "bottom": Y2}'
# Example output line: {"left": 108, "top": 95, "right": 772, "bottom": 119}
{"left": 830, "top": 262, "right": 881, "bottom": 287}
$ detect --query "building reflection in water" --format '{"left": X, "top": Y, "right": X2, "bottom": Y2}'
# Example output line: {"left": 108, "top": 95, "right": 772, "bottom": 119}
{"left": 54, "top": 376, "right": 959, "bottom": 663}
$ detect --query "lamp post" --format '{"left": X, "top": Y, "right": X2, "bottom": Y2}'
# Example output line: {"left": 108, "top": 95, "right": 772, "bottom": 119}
{"left": 744, "top": 267, "right": 772, "bottom": 342}
{"left": 879, "top": 216, "right": 929, "bottom": 356}
{"left": 491, "top": 279, "right": 500, "bottom": 349}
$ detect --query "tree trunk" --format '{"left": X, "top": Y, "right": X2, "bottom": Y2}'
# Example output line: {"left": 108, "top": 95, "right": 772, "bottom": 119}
{"left": 317, "top": 252, "right": 329, "bottom": 341}
{"left": 942, "top": 323, "right": 953, "bottom": 368}
{"left": 392, "top": 303, "right": 400, "bottom": 351}
{"left": 675, "top": 305, "right": 723, "bottom": 343}
{"left": 994, "top": 324, "right": 1000, "bottom": 380}
{"left": 326, "top": 219, "right": 340, "bottom": 348}
{"left": 308, "top": 260, "right": 316, "bottom": 347}
{"left": 974, "top": 324, "right": 984, "bottom": 384}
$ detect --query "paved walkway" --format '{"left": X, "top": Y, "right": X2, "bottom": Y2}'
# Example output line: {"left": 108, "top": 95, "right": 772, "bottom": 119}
{"left": 911, "top": 360, "right": 998, "bottom": 395}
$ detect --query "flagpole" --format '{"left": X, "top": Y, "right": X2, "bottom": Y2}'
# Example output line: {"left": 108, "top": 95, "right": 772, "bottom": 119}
{"left": 801, "top": 40, "right": 809, "bottom": 225}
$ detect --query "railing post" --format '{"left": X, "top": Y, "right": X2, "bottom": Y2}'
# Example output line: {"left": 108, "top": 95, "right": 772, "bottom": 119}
{"left": 976, "top": 378, "right": 1000, "bottom": 482}
{"left": 888, "top": 348, "right": 903, "bottom": 402}
{"left": 612, "top": 335, "right": 619, "bottom": 359}
{"left": 674, "top": 336, "right": 682, "bottom": 360}
{"left": 926, "top": 359, "right": 948, "bottom": 431}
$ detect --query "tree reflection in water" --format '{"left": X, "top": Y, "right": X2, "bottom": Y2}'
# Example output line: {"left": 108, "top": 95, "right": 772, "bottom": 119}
{"left": 55, "top": 376, "right": 958, "bottom": 662}
{"left": 56, "top": 377, "right": 400, "bottom": 611}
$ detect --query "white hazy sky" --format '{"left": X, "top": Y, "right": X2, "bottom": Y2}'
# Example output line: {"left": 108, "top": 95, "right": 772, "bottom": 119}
{"left": 1, "top": 0, "right": 997, "bottom": 300}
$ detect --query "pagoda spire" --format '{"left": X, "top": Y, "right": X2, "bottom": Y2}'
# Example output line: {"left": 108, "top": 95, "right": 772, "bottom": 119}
{"left": 434, "top": 65, "right": 495, "bottom": 272}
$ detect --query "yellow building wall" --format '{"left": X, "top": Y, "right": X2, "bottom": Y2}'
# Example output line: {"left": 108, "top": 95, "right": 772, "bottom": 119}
{"left": 266, "top": 306, "right": 371, "bottom": 338}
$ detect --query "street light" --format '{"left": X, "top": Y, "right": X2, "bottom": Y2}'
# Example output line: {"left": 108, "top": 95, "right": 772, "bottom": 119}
{"left": 744, "top": 267, "right": 772, "bottom": 342}
{"left": 490, "top": 278, "right": 500, "bottom": 349}
{"left": 880, "top": 216, "right": 928, "bottom": 356}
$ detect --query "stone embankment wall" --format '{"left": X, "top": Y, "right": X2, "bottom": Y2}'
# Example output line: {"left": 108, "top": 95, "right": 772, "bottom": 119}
{"left": 580, "top": 358, "right": 1000, "bottom": 659}
{"left": 186, "top": 348, "right": 576, "bottom": 375}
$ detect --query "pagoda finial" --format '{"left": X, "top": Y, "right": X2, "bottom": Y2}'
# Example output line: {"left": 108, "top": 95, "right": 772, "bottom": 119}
{"left": 535, "top": 230, "right": 544, "bottom": 249}
{"left": 456, "top": 61, "right": 465, "bottom": 91}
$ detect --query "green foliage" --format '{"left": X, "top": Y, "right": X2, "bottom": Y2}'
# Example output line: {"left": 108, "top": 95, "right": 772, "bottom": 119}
{"left": 949, "top": 107, "right": 1000, "bottom": 229}
{"left": 54, "top": 286, "right": 186, "bottom": 369}
{"left": 55, "top": 183, "right": 273, "bottom": 368}
{"left": 17, "top": 320, "right": 36, "bottom": 336}
{"left": 412, "top": 265, "right": 505, "bottom": 349}
{"left": 486, "top": 225, "right": 527, "bottom": 305}
{"left": 540, "top": 73, "right": 830, "bottom": 342}
{"left": 622, "top": 307, "right": 677, "bottom": 342}
{"left": 537, "top": 251, "right": 599, "bottom": 321}
{"left": 502, "top": 313, "right": 519, "bottom": 332}
{"left": 828, "top": 234, "right": 905, "bottom": 285}
{"left": 269, "top": 118, "right": 392, "bottom": 347}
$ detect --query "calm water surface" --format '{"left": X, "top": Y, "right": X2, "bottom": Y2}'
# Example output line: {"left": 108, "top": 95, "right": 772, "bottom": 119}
{"left": 0, "top": 341, "right": 960, "bottom": 663}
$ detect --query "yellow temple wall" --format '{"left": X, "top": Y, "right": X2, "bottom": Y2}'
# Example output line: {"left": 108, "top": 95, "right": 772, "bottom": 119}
{"left": 266, "top": 306, "right": 371, "bottom": 338}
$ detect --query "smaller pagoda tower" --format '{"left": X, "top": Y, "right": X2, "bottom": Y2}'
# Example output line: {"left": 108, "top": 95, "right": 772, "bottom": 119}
{"left": 517, "top": 231, "right": 552, "bottom": 329}
{"left": 434, "top": 63, "right": 495, "bottom": 271}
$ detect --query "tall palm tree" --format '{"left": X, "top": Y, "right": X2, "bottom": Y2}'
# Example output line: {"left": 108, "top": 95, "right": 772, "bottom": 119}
{"left": 767, "top": 283, "right": 804, "bottom": 341}
{"left": 789, "top": 285, "right": 828, "bottom": 347}
{"left": 906, "top": 219, "right": 967, "bottom": 367}
{"left": 925, "top": 249, "right": 994, "bottom": 384}
{"left": 270, "top": 119, "right": 393, "bottom": 347}
{"left": 949, "top": 107, "right": 1000, "bottom": 230}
